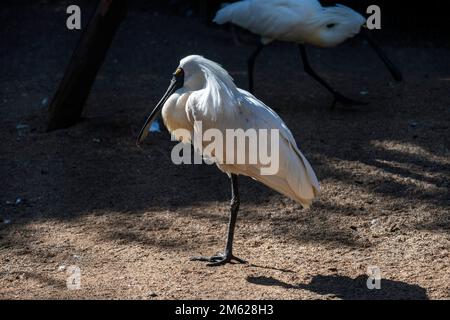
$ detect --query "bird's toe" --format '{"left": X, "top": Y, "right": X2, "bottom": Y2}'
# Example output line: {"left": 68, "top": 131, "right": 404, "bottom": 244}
{"left": 191, "top": 253, "right": 246, "bottom": 266}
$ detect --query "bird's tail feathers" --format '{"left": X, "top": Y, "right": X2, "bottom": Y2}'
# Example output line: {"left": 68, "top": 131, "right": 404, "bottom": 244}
{"left": 213, "top": 1, "right": 249, "bottom": 25}
{"left": 287, "top": 143, "right": 320, "bottom": 209}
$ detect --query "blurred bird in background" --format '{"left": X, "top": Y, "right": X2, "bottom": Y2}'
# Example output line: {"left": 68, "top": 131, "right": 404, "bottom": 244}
{"left": 214, "top": 0, "right": 402, "bottom": 108}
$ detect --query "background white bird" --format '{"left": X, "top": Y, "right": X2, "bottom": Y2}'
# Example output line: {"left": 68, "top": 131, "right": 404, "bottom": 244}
{"left": 214, "top": 0, "right": 402, "bottom": 108}
{"left": 137, "top": 55, "right": 320, "bottom": 266}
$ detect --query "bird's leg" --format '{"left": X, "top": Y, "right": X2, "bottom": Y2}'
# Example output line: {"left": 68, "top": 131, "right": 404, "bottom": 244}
{"left": 230, "top": 25, "right": 242, "bottom": 47}
{"left": 247, "top": 43, "right": 265, "bottom": 94}
{"left": 191, "top": 174, "right": 246, "bottom": 266}
{"left": 298, "top": 44, "right": 366, "bottom": 109}
{"left": 360, "top": 29, "right": 402, "bottom": 82}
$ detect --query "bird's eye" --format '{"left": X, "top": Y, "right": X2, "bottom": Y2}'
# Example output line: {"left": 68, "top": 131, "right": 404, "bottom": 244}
{"left": 326, "top": 23, "right": 336, "bottom": 29}
{"left": 174, "top": 67, "right": 184, "bottom": 77}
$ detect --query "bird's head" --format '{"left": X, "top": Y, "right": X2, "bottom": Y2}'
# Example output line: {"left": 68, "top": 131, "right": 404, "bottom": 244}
{"left": 177, "top": 55, "right": 207, "bottom": 90}
{"left": 309, "top": 4, "right": 366, "bottom": 47}
{"left": 136, "top": 55, "right": 238, "bottom": 145}
{"left": 179, "top": 55, "right": 236, "bottom": 93}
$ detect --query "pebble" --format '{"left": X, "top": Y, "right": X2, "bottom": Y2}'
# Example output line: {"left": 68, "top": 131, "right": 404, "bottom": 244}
{"left": 150, "top": 121, "right": 161, "bottom": 133}
{"left": 41, "top": 97, "right": 49, "bottom": 106}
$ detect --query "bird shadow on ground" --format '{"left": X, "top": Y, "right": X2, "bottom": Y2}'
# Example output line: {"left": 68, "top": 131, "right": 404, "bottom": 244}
{"left": 248, "top": 263, "right": 296, "bottom": 274}
{"left": 246, "top": 275, "right": 429, "bottom": 300}
{"left": 1, "top": 271, "right": 66, "bottom": 291}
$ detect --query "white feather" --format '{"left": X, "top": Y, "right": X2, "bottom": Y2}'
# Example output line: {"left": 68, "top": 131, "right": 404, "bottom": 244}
{"left": 214, "top": 0, "right": 365, "bottom": 47}
{"left": 162, "top": 55, "right": 320, "bottom": 208}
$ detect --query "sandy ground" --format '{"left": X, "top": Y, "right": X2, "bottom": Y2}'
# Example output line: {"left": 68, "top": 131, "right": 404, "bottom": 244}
{"left": 1, "top": 3, "right": 449, "bottom": 299}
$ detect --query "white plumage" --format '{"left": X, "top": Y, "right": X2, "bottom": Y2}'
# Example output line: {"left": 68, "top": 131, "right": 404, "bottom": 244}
{"left": 162, "top": 55, "right": 320, "bottom": 208}
{"left": 214, "top": 0, "right": 366, "bottom": 47}
{"left": 137, "top": 55, "right": 320, "bottom": 265}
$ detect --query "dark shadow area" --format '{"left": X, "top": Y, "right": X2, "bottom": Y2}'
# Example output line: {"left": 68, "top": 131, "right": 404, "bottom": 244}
{"left": 0, "top": 271, "right": 66, "bottom": 290}
{"left": 0, "top": 2, "right": 449, "bottom": 260}
{"left": 247, "top": 275, "right": 429, "bottom": 300}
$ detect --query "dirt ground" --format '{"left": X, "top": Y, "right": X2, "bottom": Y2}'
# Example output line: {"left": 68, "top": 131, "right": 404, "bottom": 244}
{"left": 1, "top": 3, "right": 449, "bottom": 299}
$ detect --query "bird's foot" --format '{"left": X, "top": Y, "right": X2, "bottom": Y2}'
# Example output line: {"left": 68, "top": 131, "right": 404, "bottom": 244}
{"left": 191, "top": 252, "right": 247, "bottom": 267}
{"left": 331, "top": 92, "right": 368, "bottom": 110}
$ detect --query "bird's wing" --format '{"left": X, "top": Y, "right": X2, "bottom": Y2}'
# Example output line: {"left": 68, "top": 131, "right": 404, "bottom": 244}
{"left": 187, "top": 89, "right": 320, "bottom": 208}
{"left": 214, "top": 0, "right": 321, "bottom": 43}
{"left": 236, "top": 89, "right": 320, "bottom": 207}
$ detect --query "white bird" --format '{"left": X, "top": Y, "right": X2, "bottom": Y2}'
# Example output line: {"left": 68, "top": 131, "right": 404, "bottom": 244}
{"left": 137, "top": 55, "right": 320, "bottom": 266}
{"left": 214, "top": 0, "right": 402, "bottom": 108}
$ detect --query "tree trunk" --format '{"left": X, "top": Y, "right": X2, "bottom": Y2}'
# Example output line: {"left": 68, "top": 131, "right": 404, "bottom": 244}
{"left": 47, "top": 0, "right": 128, "bottom": 131}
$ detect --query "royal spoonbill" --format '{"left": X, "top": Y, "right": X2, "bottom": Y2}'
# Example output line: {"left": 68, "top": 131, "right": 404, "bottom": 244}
{"left": 214, "top": 0, "right": 402, "bottom": 108}
{"left": 137, "top": 55, "right": 320, "bottom": 266}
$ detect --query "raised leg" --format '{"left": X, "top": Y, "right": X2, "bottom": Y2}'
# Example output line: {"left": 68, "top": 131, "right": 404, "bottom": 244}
{"left": 298, "top": 44, "right": 366, "bottom": 109}
{"left": 247, "top": 43, "right": 265, "bottom": 94}
{"left": 360, "top": 29, "right": 402, "bottom": 82}
{"left": 191, "top": 174, "right": 246, "bottom": 266}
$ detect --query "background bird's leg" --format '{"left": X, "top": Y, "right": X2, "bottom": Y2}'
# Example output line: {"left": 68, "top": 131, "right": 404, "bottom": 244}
{"left": 247, "top": 43, "right": 264, "bottom": 93}
{"left": 298, "top": 44, "right": 366, "bottom": 109}
{"left": 230, "top": 25, "right": 242, "bottom": 47}
{"left": 191, "top": 174, "right": 246, "bottom": 266}
{"left": 360, "top": 30, "right": 403, "bottom": 82}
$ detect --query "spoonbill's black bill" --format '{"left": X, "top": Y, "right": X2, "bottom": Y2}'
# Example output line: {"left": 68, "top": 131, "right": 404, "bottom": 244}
{"left": 137, "top": 68, "right": 184, "bottom": 145}
{"left": 360, "top": 29, "right": 403, "bottom": 82}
